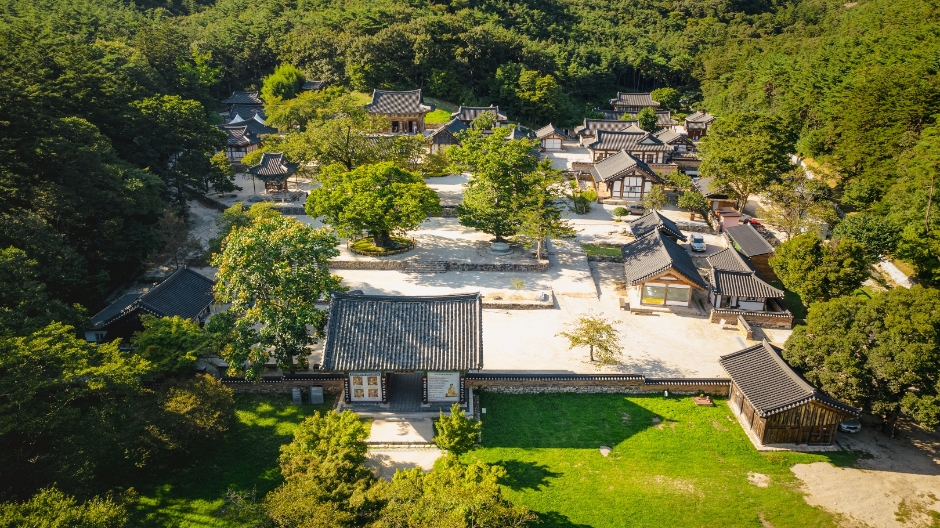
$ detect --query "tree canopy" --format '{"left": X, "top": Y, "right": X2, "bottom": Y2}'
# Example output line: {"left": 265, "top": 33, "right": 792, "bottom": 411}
{"left": 769, "top": 233, "right": 871, "bottom": 305}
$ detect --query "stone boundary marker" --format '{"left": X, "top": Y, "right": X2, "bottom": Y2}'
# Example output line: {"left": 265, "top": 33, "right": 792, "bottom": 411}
{"left": 218, "top": 373, "right": 730, "bottom": 397}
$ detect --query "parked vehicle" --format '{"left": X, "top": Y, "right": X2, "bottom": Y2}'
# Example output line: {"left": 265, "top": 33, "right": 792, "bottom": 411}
{"left": 626, "top": 204, "right": 647, "bottom": 215}
{"left": 690, "top": 233, "right": 707, "bottom": 252}
{"left": 838, "top": 418, "right": 861, "bottom": 433}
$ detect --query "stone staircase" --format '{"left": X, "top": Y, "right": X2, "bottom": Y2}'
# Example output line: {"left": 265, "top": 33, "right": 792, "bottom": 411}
{"left": 403, "top": 260, "right": 448, "bottom": 273}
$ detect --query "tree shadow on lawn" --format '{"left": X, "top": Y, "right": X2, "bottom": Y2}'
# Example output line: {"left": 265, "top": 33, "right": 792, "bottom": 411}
{"left": 479, "top": 393, "right": 659, "bottom": 449}
{"left": 492, "top": 460, "right": 561, "bottom": 491}
{"left": 535, "top": 510, "right": 594, "bottom": 528}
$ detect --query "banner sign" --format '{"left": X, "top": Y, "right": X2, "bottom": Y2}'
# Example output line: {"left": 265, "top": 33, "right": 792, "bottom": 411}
{"left": 427, "top": 371, "right": 460, "bottom": 402}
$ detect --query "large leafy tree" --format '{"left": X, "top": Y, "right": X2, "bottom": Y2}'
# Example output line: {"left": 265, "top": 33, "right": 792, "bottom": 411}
{"left": 0, "top": 247, "right": 84, "bottom": 337}
{"left": 206, "top": 202, "right": 281, "bottom": 258}
{"left": 698, "top": 114, "right": 795, "bottom": 210}
{"left": 450, "top": 124, "right": 540, "bottom": 242}
{"left": 769, "top": 233, "right": 871, "bottom": 304}
{"left": 212, "top": 215, "right": 343, "bottom": 378}
{"left": 260, "top": 63, "right": 306, "bottom": 102}
{"left": 637, "top": 107, "right": 658, "bottom": 132}
{"left": 785, "top": 286, "right": 940, "bottom": 432}
{"left": 305, "top": 162, "right": 441, "bottom": 248}
{"left": 761, "top": 168, "right": 838, "bottom": 241}
{"left": 374, "top": 456, "right": 537, "bottom": 528}
{"left": 132, "top": 315, "right": 209, "bottom": 377}
{"left": 831, "top": 212, "right": 899, "bottom": 263}
{"left": 512, "top": 161, "right": 576, "bottom": 260}
{"left": 0, "top": 487, "right": 127, "bottom": 528}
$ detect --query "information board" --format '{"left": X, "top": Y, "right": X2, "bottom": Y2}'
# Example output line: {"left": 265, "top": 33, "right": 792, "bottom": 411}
{"left": 349, "top": 372, "right": 382, "bottom": 402}
{"left": 427, "top": 371, "right": 460, "bottom": 402}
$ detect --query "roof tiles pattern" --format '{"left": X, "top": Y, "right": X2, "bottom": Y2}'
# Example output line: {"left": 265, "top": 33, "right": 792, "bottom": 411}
{"left": 609, "top": 92, "right": 660, "bottom": 107}
{"left": 222, "top": 91, "right": 263, "bottom": 105}
{"left": 451, "top": 106, "right": 508, "bottom": 123}
{"left": 621, "top": 230, "right": 706, "bottom": 288}
{"left": 366, "top": 89, "right": 433, "bottom": 114}
{"left": 725, "top": 224, "right": 774, "bottom": 257}
{"left": 629, "top": 210, "right": 687, "bottom": 241}
{"left": 322, "top": 293, "right": 484, "bottom": 371}
{"left": 247, "top": 152, "right": 298, "bottom": 180}
{"left": 587, "top": 130, "right": 672, "bottom": 152}
{"left": 589, "top": 150, "right": 662, "bottom": 184}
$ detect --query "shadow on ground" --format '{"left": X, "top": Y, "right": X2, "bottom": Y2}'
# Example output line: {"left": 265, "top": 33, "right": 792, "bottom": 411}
{"left": 494, "top": 460, "right": 561, "bottom": 491}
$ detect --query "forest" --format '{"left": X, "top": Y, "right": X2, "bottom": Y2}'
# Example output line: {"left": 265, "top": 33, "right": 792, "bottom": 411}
{"left": 1, "top": 0, "right": 940, "bottom": 523}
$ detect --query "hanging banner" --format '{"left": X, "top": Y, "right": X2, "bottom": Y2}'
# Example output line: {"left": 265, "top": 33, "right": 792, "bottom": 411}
{"left": 427, "top": 371, "right": 460, "bottom": 402}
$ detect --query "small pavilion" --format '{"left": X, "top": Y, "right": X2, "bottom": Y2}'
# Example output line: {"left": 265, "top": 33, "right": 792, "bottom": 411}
{"left": 247, "top": 152, "right": 298, "bottom": 192}
{"left": 322, "top": 292, "right": 483, "bottom": 411}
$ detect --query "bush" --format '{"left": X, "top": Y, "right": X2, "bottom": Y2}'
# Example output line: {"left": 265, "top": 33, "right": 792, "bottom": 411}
{"left": 612, "top": 206, "right": 629, "bottom": 218}
{"left": 581, "top": 188, "right": 598, "bottom": 202}
{"left": 434, "top": 403, "right": 481, "bottom": 456}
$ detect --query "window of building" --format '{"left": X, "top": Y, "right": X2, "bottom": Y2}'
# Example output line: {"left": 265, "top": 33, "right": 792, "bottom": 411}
{"left": 642, "top": 284, "right": 666, "bottom": 305}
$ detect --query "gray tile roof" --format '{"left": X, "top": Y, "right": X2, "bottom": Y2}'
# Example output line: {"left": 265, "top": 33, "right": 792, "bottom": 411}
{"left": 221, "top": 119, "right": 276, "bottom": 138}
{"left": 426, "top": 118, "right": 468, "bottom": 139}
{"left": 725, "top": 224, "right": 774, "bottom": 257}
{"left": 691, "top": 177, "right": 726, "bottom": 198}
{"left": 609, "top": 92, "right": 660, "bottom": 108}
{"left": 629, "top": 210, "right": 687, "bottom": 241}
{"left": 576, "top": 119, "right": 639, "bottom": 138}
{"left": 247, "top": 153, "right": 298, "bottom": 181}
{"left": 653, "top": 129, "right": 689, "bottom": 145}
{"left": 593, "top": 109, "right": 676, "bottom": 126}
{"left": 719, "top": 341, "right": 860, "bottom": 417}
{"left": 707, "top": 247, "right": 755, "bottom": 273}
{"left": 709, "top": 269, "right": 784, "bottom": 298}
{"left": 621, "top": 230, "right": 706, "bottom": 288}
{"left": 302, "top": 80, "right": 325, "bottom": 91}
{"left": 227, "top": 105, "right": 266, "bottom": 123}
{"left": 451, "top": 106, "right": 508, "bottom": 123}
{"left": 589, "top": 150, "right": 663, "bottom": 185}
{"left": 222, "top": 91, "right": 263, "bottom": 105}
{"left": 366, "top": 89, "right": 433, "bottom": 114}
{"left": 587, "top": 130, "right": 672, "bottom": 153}
{"left": 90, "top": 268, "right": 216, "bottom": 330}
{"left": 322, "top": 292, "right": 483, "bottom": 371}
{"left": 685, "top": 111, "right": 717, "bottom": 124}
{"left": 656, "top": 110, "right": 678, "bottom": 126}
{"left": 220, "top": 125, "right": 261, "bottom": 147}
{"left": 535, "top": 123, "right": 567, "bottom": 140}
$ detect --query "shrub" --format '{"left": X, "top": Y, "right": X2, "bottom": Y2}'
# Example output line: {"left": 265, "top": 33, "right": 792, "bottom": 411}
{"left": 612, "top": 206, "right": 629, "bottom": 219}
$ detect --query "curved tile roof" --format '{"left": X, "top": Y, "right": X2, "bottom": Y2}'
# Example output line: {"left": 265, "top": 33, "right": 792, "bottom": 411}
{"left": 366, "top": 89, "right": 433, "bottom": 114}
{"left": 725, "top": 224, "right": 774, "bottom": 257}
{"left": 621, "top": 230, "right": 706, "bottom": 288}
{"left": 247, "top": 152, "right": 298, "bottom": 180}
{"left": 629, "top": 210, "right": 686, "bottom": 241}
{"left": 322, "top": 293, "right": 483, "bottom": 371}
{"left": 609, "top": 92, "right": 660, "bottom": 107}
{"left": 589, "top": 150, "right": 662, "bottom": 184}
{"left": 587, "top": 130, "right": 672, "bottom": 152}
{"left": 222, "top": 91, "right": 263, "bottom": 105}
{"left": 451, "top": 106, "right": 508, "bottom": 123}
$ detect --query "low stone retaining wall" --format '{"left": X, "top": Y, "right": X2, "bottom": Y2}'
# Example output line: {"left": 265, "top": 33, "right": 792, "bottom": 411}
{"left": 465, "top": 374, "right": 730, "bottom": 396}
{"left": 329, "top": 260, "right": 405, "bottom": 270}
{"left": 448, "top": 261, "right": 550, "bottom": 272}
{"left": 709, "top": 309, "right": 793, "bottom": 329}
{"left": 221, "top": 375, "right": 345, "bottom": 394}
{"left": 587, "top": 255, "right": 623, "bottom": 263}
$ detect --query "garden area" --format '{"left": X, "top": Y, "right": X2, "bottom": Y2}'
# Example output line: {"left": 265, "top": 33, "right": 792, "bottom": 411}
{"left": 130, "top": 393, "right": 337, "bottom": 527}
{"left": 466, "top": 393, "right": 859, "bottom": 528}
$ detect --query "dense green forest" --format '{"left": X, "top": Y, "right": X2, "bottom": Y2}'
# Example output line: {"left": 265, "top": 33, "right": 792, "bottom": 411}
{"left": 2, "top": 0, "right": 940, "bottom": 522}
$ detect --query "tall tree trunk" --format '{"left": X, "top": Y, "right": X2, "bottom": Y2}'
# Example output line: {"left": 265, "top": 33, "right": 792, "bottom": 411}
{"left": 373, "top": 231, "right": 394, "bottom": 248}
{"left": 589, "top": 345, "right": 595, "bottom": 362}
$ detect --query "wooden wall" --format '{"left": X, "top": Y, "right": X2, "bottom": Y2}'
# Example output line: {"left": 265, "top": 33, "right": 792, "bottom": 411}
{"left": 729, "top": 382, "right": 850, "bottom": 446}
{"left": 750, "top": 254, "right": 778, "bottom": 282}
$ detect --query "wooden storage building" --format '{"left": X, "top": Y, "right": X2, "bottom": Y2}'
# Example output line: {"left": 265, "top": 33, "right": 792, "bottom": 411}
{"left": 425, "top": 119, "right": 468, "bottom": 154}
{"left": 725, "top": 224, "right": 777, "bottom": 281}
{"left": 534, "top": 123, "right": 567, "bottom": 151}
{"left": 589, "top": 151, "right": 665, "bottom": 204}
{"left": 720, "top": 341, "right": 859, "bottom": 446}
{"left": 608, "top": 92, "right": 660, "bottom": 113}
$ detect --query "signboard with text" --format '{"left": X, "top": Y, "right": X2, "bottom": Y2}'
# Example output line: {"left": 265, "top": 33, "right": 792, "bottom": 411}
{"left": 349, "top": 372, "right": 382, "bottom": 402}
{"left": 427, "top": 371, "right": 460, "bottom": 402}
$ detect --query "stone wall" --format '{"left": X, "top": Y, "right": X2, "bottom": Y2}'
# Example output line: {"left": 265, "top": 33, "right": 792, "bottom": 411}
{"left": 464, "top": 375, "right": 730, "bottom": 396}
{"left": 448, "top": 261, "right": 550, "bottom": 272}
{"left": 221, "top": 376, "right": 345, "bottom": 394}
{"left": 329, "top": 260, "right": 405, "bottom": 270}
{"left": 587, "top": 255, "right": 623, "bottom": 263}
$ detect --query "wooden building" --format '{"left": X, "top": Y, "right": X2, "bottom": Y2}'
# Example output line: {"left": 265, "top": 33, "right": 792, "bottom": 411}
{"left": 592, "top": 109, "right": 678, "bottom": 130}
{"left": 629, "top": 210, "right": 687, "bottom": 242}
{"left": 425, "top": 119, "right": 468, "bottom": 154}
{"left": 301, "top": 80, "right": 326, "bottom": 91}
{"left": 685, "top": 111, "right": 717, "bottom": 140}
{"left": 586, "top": 129, "right": 673, "bottom": 164}
{"left": 226, "top": 105, "right": 266, "bottom": 125}
{"left": 725, "top": 224, "right": 777, "bottom": 281}
{"left": 714, "top": 207, "right": 741, "bottom": 231}
{"left": 575, "top": 119, "right": 640, "bottom": 146}
{"left": 720, "top": 340, "right": 859, "bottom": 447}
{"left": 247, "top": 152, "right": 298, "bottom": 192}
{"left": 219, "top": 125, "right": 262, "bottom": 162}
{"left": 221, "top": 91, "right": 263, "bottom": 111}
{"left": 534, "top": 123, "right": 567, "bottom": 151}
{"left": 621, "top": 229, "right": 706, "bottom": 307}
{"left": 707, "top": 248, "right": 785, "bottom": 311}
{"left": 85, "top": 267, "right": 216, "bottom": 343}
{"left": 450, "top": 106, "right": 508, "bottom": 127}
{"left": 608, "top": 92, "right": 660, "bottom": 113}
{"left": 322, "top": 292, "right": 483, "bottom": 408}
{"left": 692, "top": 177, "right": 733, "bottom": 210}
{"left": 589, "top": 151, "right": 665, "bottom": 204}
{"left": 365, "top": 89, "right": 433, "bottom": 134}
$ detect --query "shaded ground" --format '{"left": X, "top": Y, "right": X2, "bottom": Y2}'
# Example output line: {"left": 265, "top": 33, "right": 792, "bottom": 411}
{"left": 793, "top": 422, "right": 940, "bottom": 527}
{"left": 366, "top": 448, "right": 443, "bottom": 480}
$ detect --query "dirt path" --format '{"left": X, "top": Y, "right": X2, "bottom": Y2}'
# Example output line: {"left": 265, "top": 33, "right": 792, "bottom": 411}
{"left": 792, "top": 423, "right": 940, "bottom": 527}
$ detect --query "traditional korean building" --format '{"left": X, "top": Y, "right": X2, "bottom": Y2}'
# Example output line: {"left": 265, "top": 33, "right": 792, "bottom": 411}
{"left": 720, "top": 340, "right": 859, "bottom": 447}
{"left": 450, "top": 106, "right": 508, "bottom": 127}
{"left": 685, "top": 111, "right": 717, "bottom": 140}
{"left": 608, "top": 92, "right": 660, "bottom": 113}
{"left": 629, "top": 210, "right": 687, "bottom": 242}
{"left": 219, "top": 125, "right": 262, "bottom": 162}
{"left": 586, "top": 129, "right": 673, "bottom": 164}
{"left": 692, "top": 177, "right": 733, "bottom": 210}
{"left": 621, "top": 229, "right": 707, "bottom": 308}
{"left": 707, "top": 248, "right": 791, "bottom": 328}
{"left": 247, "top": 152, "right": 298, "bottom": 192}
{"left": 534, "top": 123, "right": 567, "bottom": 151}
{"left": 365, "top": 89, "right": 433, "bottom": 134}
{"left": 593, "top": 109, "right": 677, "bottom": 129}
{"left": 85, "top": 267, "right": 216, "bottom": 343}
{"left": 226, "top": 105, "right": 267, "bottom": 125}
{"left": 575, "top": 119, "right": 640, "bottom": 146}
{"left": 589, "top": 151, "right": 665, "bottom": 205}
{"left": 222, "top": 91, "right": 263, "bottom": 110}
{"left": 725, "top": 224, "right": 777, "bottom": 280}
{"left": 301, "top": 80, "right": 326, "bottom": 91}
{"left": 322, "top": 292, "right": 483, "bottom": 409}
{"left": 425, "top": 119, "right": 468, "bottom": 154}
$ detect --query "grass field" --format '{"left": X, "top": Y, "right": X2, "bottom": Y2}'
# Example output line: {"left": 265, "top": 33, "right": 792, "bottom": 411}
{"left": 131, "top": 393, "right": 336, "bottom": 527}
{"left": 425, "top": 108, "right": 455, "bottom": 124}
{"left": 581, "top": 243, "right": 623, "bottom": 258}
{"left": 466, "top": 393, "right": 857, "bottom": 528}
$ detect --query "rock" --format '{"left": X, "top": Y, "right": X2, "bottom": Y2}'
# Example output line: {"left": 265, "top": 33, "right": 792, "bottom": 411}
{"left": 599, "top": 446, "right": 612, "bottom": 457}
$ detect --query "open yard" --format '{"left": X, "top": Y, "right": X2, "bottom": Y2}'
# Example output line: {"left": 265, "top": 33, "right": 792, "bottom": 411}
{"left": 466, "top": 393, "right": 858, "bottom": 528}
{"left": 131, "top": 393, "right": 336, "bottom": 527}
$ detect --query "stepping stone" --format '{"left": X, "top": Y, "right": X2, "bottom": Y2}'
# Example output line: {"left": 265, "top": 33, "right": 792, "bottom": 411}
{"left": 599, "top": 446, "right": 612, "bottom": 457}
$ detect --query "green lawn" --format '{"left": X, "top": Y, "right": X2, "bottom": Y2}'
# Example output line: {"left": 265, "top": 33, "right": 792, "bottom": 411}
{"left": 131, "top": 393, "right": 336, "bottom": 527}
{"left": 425, "top": 108, "right": 454, "bottom": 124}
{"left": 581, "top": 243, "right": 623, "bottom": 258}
{"left": 466, "top": 393, "right": 857, "bottom": 528}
